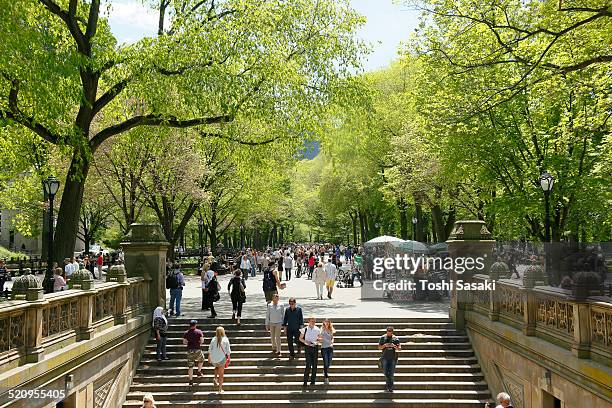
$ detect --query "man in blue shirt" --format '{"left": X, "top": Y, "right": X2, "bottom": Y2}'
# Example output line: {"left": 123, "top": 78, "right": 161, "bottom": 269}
{"left": 282, "top": 297, "right": 304, "bottom": 358}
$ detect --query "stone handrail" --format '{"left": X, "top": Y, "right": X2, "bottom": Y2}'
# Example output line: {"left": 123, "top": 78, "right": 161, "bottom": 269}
{"left": 0, "top": 276, "right": 150, "bottom": 368}
{"left": 467, "top": 274, "right": 611, "bottom": 362}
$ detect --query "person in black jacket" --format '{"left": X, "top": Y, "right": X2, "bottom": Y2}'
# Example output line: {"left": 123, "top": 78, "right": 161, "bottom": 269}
{"left": 227, "top": 270, "right": 246, "bottom": 325}
{"left": 282, "top": 297, "right": 304, "bottom": 359}
{"left": 204, "top": 270, "right": 219, "bottom": 319}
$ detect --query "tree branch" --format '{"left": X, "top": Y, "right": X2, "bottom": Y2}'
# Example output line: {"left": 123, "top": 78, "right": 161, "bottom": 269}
{"left": 90, "top": 113, "right": 230, "bottom": 149}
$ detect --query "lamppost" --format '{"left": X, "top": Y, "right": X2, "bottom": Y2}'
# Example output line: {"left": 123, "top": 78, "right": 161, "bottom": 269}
{"left": 539, "top": 171, "right": 555, "bottom": 242}
{"left": 540, "top": 171, "right": 555, "bottom": 284}
{"left": 198, "top": 218, "right": 204, "bottom": 258}
{"left": 240, "top": 224, "right": 245, "bottom": 249}
{"left": 412, "top": 217, "right": 418, "bottom": 241}
{"left": 42, "top": 176, "right": 60, "bottom": 294}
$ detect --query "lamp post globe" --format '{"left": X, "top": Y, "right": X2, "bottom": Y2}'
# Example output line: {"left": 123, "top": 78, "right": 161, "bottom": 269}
{"left": 539, "top": 171, "right": 555, "bottom": 192}
{"left": 42, "top": 175, "right": 60, "bottom": 294}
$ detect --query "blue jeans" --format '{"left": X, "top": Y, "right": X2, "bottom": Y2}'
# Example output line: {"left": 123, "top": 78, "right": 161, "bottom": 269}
{"left": 156, "top": 336, "right": 167, "bottom": 359}
{"left": 169, "top": 288, "right": 183, "bottom": 316}
{"left": 381, "top": 358, "right": 396, "bottom": 390}
{"left": 251, "top": 265, "right": 256, "bottom": 277}
{"left": 321, "top": 347, "right": 333, "bottom": 377}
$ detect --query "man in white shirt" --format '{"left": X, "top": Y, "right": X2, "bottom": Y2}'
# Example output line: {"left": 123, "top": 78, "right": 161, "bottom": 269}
{"left": 324, "top": 258, "right": 337, "bottom": 299}
{"left": 299, "top": 317, "right": 322, "bottom": 386}
{"left": 65, "top": 257, "right": 78, "bottom": 278}
{"left": 240, "top": 254, "right": 251, "bottom": 281}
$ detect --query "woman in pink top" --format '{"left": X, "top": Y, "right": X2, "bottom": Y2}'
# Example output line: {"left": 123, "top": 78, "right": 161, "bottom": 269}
{"left": 53, "top": 267, "right": 67, "bottom": 292}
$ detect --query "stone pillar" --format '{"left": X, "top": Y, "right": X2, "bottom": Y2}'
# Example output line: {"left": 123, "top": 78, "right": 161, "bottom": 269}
{"left": 25, "top": 278, "right": 45, "bottom": 363}
{"left": 108, "top": 265, "right": 128, "bottom": 324}
{"left": 121, "top": 223, "right": 169, "bottom": 311}
{"left": 11, "top": 275, "right": 46, "bottom": 363}
{"left": 447, "top": 220, "right": 495, "bottom": 330}
{"left": 522, "top": 266, "right": 538, "bottom": 336}
{"left": 571, "top": 301, "right": 591, "bottom": 359}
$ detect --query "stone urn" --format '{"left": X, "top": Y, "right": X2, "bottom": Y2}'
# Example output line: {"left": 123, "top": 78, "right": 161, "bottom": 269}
{"left": 69, "top": 269, "right": 95, "bottom": 290}
{"left": 489, "top": 261, "right": 510, "bottom": 280}
{"left": 106, "top": 264, "right": 127, "bottom": 283}
{"left": 571, "top": 271, "right": 601, "bottom": 300}
{"left": 11, "top": 274, "right": 43, "bottom": 301}
{"left": 523, "top": 264, "right": 544, "bottom": 289}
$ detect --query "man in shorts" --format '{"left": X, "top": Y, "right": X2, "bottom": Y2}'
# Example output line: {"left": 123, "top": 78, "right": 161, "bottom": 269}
{"left": 183, "top": 319, "right": 205, "bottom": 386}
{"left": 324, "top": 257, "right": 337, "bottom": 299}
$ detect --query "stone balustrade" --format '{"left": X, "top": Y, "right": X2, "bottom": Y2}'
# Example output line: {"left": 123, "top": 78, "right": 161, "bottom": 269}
{"left": 466, "top": 274, "right": 612, "bottom": 363}
{"left": 0, "top": 275, "right": 150, "bottom": 370}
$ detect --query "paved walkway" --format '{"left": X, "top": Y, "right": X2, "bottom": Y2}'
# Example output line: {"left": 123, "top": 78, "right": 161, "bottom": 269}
{"left": 170, "top": 272, "right": 449, "bottom": 320}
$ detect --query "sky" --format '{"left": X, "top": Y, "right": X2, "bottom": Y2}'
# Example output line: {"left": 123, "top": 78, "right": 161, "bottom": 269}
{"left": 104, "top": 0, "right": 421, "bottom": 72}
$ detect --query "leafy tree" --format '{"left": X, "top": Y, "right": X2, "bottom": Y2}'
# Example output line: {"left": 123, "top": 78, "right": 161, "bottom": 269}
{"left": 0, "top": 0, "right": 364, "bottom": 261}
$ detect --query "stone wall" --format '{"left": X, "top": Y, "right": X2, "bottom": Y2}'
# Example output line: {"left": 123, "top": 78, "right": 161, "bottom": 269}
{"left": 467, "top": 311, "right": 611, "bottom": 408}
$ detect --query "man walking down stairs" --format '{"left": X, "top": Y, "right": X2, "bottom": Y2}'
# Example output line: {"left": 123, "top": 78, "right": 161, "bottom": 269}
{"left": 123, "top": 317, "right": 491, "bottom": 407}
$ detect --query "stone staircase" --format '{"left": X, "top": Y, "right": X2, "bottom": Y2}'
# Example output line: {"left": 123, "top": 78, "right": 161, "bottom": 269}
{"left": 123, "top": 317, "right": 491, "bottom": 407}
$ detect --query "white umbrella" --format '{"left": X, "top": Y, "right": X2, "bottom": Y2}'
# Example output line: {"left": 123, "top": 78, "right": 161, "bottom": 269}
{"left": 398, "top": 240, "right": 429, "bottom": 253}
{"left": 364, "top": 235, "right": 405, "bottom": 245}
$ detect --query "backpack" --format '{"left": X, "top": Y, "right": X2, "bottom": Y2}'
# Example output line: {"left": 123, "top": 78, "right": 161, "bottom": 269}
{"left": 166, "top": 272, "right": 179, "bottom": 289}
{"left": 263, "top": 270, "right": 276, "bottom": 291}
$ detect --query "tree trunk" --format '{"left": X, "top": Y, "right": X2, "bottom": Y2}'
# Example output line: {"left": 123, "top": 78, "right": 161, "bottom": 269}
{"left": 349, "top": 210, "right": 358, "bottom": 246}
{"left": 398, "top": 198, "right": 408, "bottom": 240}
{"left": 54, "top": 155, "right": 90, "bottom": 263}
{"left": 415, "top": 203, "right": 424, "bottom": 242}
{"left": 431, "top": 204, "right": 444, "bottom": 244}
{"left": 358, "top": 210, "right": 366, "bottom": 244}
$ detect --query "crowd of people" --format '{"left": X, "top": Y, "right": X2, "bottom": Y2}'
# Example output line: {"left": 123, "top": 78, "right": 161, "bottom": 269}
{"left": 149, "top": 243, "right": 511, "bottom": 407}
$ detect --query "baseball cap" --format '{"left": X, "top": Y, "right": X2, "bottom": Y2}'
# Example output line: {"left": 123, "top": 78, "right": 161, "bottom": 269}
{"left": 189, "top": 319, "right": 197, "bottom": 325}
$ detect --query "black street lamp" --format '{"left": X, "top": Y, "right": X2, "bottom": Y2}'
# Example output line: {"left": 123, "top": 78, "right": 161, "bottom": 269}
{"left": 240, "top": 224, "right": 245, "bottom": 249}
{"left": 539, "top": 171, "right": 555, "bottom": 242}
{"left": 412, "top": 217, "right": 418, "bottom": 241}
{"left": 540, "top": 171, "right": 555, "bottom": 285}
{"left": 198, "top": 218, "right": 204, "bottom": 258}
{"left": 42, "top": 176, "right": 60, "bottom": 294}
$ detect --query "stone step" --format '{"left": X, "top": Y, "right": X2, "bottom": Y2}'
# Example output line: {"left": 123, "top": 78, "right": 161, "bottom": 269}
{"left": 122, "top": 398, "right": 488, "bottom": 408}
{"left": 136, "top": 364, "right": 482, "bottom": 375}
{"left": 144, "top": 342, "right": 473, "bottom": 351}
{"left": 140, "top": 349, "right": 475, "bottom": 361}
{"left": 125, "top": 389, "right": 490, "bottom": 401}
{"left": 131, "top": 372, "right": 485, "bottom": 383}
{"left": 157, "top": 335, "right": 470, "bottom": 344}
{"left": 166, "top": 318, "right": 452, "bottom": 324}
{"left": 129, "top": 381, "right": 489, "bottom": 391}
{"left": 166, "top": 322, "right": 457, "bottom": 330}
{"left": 162, "top": 329, "right": 465, "bottom": 337}
{"left": 136, "top": 357, "right": 479, "bottom": 370}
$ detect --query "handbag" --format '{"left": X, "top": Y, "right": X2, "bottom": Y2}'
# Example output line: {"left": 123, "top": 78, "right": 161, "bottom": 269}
{"left": 239, "top": 281, "right": 246, "bottom": 303}
{"left": 220, "top": 342, "right": 230, "bottom": 368}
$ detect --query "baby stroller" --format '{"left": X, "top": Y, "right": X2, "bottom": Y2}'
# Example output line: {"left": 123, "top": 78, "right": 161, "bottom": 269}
{"left": 336, "top": 266, "right": 353, "bottom": 288}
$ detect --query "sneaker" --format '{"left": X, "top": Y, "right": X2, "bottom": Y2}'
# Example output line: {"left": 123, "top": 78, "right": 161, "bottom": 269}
{"left": 324, "top": 378, "right": 329, "bottom": 384}
{"left": 157, "top": 358, "right": 162, "bottom": 362}
{"left": 302, "top": 382, "right": 307, "bottom": 387}
{"left": 163, "top": 356, "right": 170, "bottom": 360}
{"left": 207, "top": 315, "right": 217, "bottom": 318}
{"left": 310, "top": 381, "right": 315, "bottom": 386}
{"left": 189, "top": 380, "right": 194, "bottom": 387}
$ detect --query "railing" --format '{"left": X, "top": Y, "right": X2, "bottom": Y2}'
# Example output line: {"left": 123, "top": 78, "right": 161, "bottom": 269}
{"left": 0, "top": 277, "right": 149, "bottom": 368}
{"left": 466, "top": 274, "right": 611, "bottom": 362}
